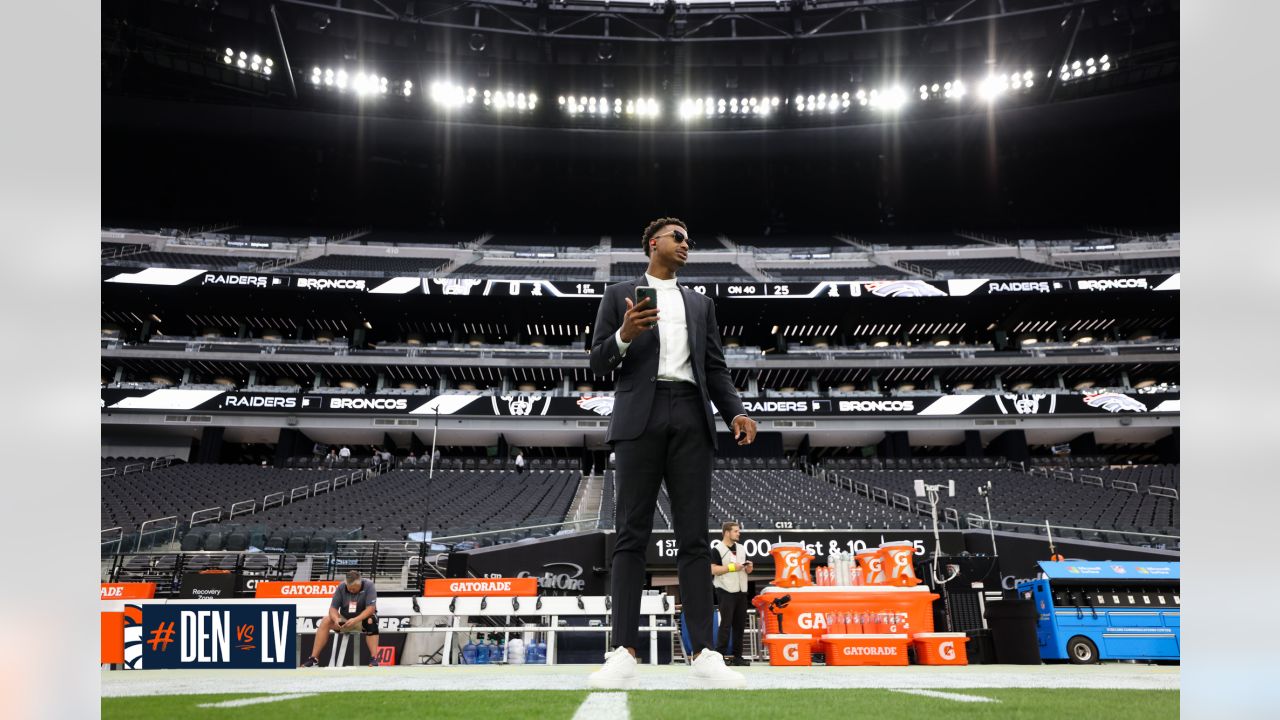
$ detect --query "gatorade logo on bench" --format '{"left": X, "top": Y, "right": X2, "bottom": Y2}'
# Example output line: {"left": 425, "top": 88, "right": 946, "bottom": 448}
{"left": 782, "top": 643, "right": 800, "bottom": 662}
{"left": 423, "top": 578, "right": 538, "bottom": 597}
{"left": 254, "top": 581, "right": 342, "bottom": 598}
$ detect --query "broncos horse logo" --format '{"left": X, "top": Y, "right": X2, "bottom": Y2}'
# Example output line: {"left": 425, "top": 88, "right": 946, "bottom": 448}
{"left": 576, "top": 396, "right": 616, "bottom": 416}
{"left": 1083, "top": 392, "right": 1148, "bottom": 413}
{"left": 864, "top": 280, "right": 948, "bottom": 298}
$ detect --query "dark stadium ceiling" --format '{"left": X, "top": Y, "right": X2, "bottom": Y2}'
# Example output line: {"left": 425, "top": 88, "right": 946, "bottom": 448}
{"left": 125, "top": 0, "right": 1174, "bottom": 47}
{"left": 102, "top": 0, "right": 1177, "bottom": 233}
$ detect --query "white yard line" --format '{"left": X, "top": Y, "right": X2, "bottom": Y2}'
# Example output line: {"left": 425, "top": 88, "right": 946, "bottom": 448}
{"left": 102, "top": 665, "right": 1180, "bottom": 697}
{"left": 573, "top": 692, "right": 629, "bottom": 720}
{"left": 891, "top": 689, "right": 998, "bottom": 703}
{"left": 196, "top": 693, "right": 317, "bottom": 708}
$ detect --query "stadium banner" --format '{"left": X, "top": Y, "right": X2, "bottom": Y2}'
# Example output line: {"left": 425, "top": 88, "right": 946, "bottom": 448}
{"left": 962, "top": 532, "right": 1178, "bottom": 591}
{"left": 644, "top": 529, "right": 966, "bottom": 567}
{"left": 104, "top": 269, "right": 1180, "bottom": 298}
{"left": 101, "top": 388, "right": 1179, "bottom": 417}
{"left": 101, "top": 585, "right": 155, "bottom": 664}
{"left": 102, "top": 582, "right": 157, "bottom": 600}
{"left": 452, "top": 531, "right": 608, "bottom": 594}
{"left": 254, "top": 581, "right": 343, "bottom": 599}
{"left": 423, "top": 577, "right": 539, "bottom": 597}
{"left": 179, "top": 571, "right": 237, "bottom": 600}
{"left": 127, "top": 602, "right": 297, "bottom": 669}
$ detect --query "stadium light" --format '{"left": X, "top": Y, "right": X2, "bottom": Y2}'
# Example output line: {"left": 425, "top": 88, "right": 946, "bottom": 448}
{"left": 310, "top": 66, "right": 395, "bottom": 98}
{"left": 1060, "top": 54, "right": 1116, "bottom": 82}
{"left": 429, "top": 81, "right": 468, "bottom": 108}
{"left": 979, "top": 70, "right": 1035, "bottom": 101}
{"left": 223, "top": 47, "right": 273, "bottom": 78}
{"left": 867, "top": 87, "right": 906, "bottom": 111}
{"left": 919, "top": 80, "right": 965, "bottom": 101}
{"left": 795, "top": 90, "right": 853, "bottom": 113}
{"left": 679, "top": 95, "right": 779, "bottom": 121}
{"left": 564, "top": 94, "right": 656, "bottom": 119}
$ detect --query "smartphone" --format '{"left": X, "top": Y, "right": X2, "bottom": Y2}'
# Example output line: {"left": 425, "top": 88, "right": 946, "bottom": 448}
{"left": 635, "top": 286, "right": 658, "bottom": 327}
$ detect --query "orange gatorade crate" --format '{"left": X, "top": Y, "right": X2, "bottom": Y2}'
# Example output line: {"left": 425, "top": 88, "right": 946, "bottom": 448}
{"left": 764, "top": 634, "right": 814, "bottom": 666}
{"left": 911, "top": 633, "right": 969, "bottom": 665}
{"left": 820, "top": 634, "right": 910, "bottom": 666}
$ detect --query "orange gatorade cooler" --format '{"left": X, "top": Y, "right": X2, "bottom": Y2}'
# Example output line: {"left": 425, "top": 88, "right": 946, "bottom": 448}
{"left": 856, "top": 550, "right": 885, "bottom": 586}
{"left": 770, "top": 542, "right": 814, "bottom": 588}
{"left": 912, "top": 633, "right": 969, "bottom": 665}
{"left": 764, "top": 634, "right": 814, "bottom": 666}
{"left": 878, "top": 541, "right": 922, "bottom": 586}
{"left": 821, "top": 634, "right": 910, "bottom": 666}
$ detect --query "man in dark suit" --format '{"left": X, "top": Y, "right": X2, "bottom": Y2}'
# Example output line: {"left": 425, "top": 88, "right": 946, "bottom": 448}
{"left": 587, "top": 217, "right": 757, "bottom": 689}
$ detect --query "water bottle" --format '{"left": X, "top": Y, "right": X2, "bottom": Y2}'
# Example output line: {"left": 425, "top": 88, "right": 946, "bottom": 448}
{"left": 491, "top": 638, "right": 503, "bottom": 663}
{"left": 476, "top": 635, "right": 491, "bottom": 665}
{"left": 536, "top": 640, "right": 548, "bottom": 664}
{"left": 507, "top": 637, "right": 526, "bottom": 665}
{"left": 525, "top": 638, "right": 537, "bottom": 664}
{"left": 462, "top": 638, "right": 477, "bottom": 665}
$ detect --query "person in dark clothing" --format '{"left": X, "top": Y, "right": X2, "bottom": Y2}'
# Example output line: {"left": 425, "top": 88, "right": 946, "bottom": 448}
{"left": 587, "top": 217, "right": 757, "bottom": 689}
{"left": 300, "top": 571, "right": 382, "bottom": 667}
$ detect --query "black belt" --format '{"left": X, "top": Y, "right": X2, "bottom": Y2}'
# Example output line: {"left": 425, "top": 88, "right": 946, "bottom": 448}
{"left": 655, "top": 380, "right": 699, "bottom": 395}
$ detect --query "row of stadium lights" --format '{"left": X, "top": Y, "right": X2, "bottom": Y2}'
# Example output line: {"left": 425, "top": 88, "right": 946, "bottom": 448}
{"left": 226, "top": 53, "right": 1117, "bottom": 116}
{"left": 310, "top": 67, "right": 413, "bottom": 97}
{"left": 222, "top": 48, "right": 273, "bottom": 76}
{"left": 1059, "top": 55, "right": 1113, "bottom": 81}
{"left": 428, "top": 82, "right": 540, "bottom": 111}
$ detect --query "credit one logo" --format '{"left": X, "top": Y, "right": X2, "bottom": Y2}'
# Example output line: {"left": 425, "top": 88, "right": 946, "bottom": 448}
{"left": 297, "top": 278, "right": 368, "bottom": 291}
{"left": 327, "top": 398, "right": 409, "bottom": 411}
{"left": 838, "top": 400, "right": 915, "bottom": 413}
{"left": 516, "top": 562, "right": 587, "bottom": 591}
{"left": 202, "top": 273, "right": 268, "bottom": 288}
{"left": 1077, "top": 278, "right": 1149, "bottom": 291}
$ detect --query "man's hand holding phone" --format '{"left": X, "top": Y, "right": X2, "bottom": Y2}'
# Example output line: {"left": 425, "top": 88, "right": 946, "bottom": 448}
{"left": 621, "top": 290, "right": 660, "bottom": 343}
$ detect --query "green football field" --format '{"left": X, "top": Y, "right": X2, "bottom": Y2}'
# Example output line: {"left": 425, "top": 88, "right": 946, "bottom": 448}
{"left": 103, "top": 688, "right": 1178, "bottom": 719}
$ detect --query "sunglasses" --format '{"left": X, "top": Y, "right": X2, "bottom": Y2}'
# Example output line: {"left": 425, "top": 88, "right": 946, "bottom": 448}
{"left": 653, "top": 229, "right": 695, "bottom": 249}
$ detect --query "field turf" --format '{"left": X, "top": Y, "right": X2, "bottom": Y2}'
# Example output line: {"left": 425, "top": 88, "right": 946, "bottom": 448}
{"left": 103, "top": 688, "right": 1178, "bottom": 719}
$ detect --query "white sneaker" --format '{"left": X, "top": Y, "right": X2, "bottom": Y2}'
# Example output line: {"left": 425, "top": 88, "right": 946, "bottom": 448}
{"left": 588, "top": 646, "right": 639, "bottom": 689}
{"left": 690, "top": 649, "right": 746, "bottom": 689}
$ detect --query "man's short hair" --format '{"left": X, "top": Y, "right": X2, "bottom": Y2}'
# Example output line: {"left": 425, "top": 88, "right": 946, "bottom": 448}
{"left": 641, "top": 217, "right": 688, "bottom": 258}
{"left": 345, "top": 570, "right": 362, "bottom": 584}
{"left": 722, "top": 521, "right": 740, "bottom": 534}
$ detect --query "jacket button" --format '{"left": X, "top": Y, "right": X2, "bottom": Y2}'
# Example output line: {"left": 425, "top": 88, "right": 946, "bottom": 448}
{"left": 649, "top": 376, "right": 656, "bottom": 382}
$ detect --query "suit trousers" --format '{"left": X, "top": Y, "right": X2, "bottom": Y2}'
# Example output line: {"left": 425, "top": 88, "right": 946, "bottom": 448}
{"left": 610, "top": 381, "right": 715, "bottom": 655}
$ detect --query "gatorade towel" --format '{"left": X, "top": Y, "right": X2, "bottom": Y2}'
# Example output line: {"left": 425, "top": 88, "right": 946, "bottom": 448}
{"left": 878, "top": 541, "right": 921, "bottom": 586}
{"left": 769, "top": 542, "right": 814, "bottom": 588}
{"left": 856, "top": 550, "right": 885, "bottom": 586}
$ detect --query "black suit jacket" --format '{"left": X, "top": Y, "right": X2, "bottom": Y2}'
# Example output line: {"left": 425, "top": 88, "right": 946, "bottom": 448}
{"left": 590, "top": 276, "right": 748, "bottom": 444}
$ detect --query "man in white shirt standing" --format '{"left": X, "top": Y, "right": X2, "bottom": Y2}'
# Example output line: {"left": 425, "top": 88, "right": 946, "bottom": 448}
{"left": 711, "top": 521, "right": 754, "bottom": 665}
{"left": 587, "top": 217, "right": 758, "bottom": 689}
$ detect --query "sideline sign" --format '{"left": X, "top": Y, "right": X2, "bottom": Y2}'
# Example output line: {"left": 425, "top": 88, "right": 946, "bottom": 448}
{"left": 423, "top": 578, "right": 538, "bottom": 597}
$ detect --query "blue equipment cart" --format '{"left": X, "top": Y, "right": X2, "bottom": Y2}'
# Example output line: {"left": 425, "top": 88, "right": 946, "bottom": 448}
{"left": 1017, "top": 560, "right": 1179, "bottom": 664}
